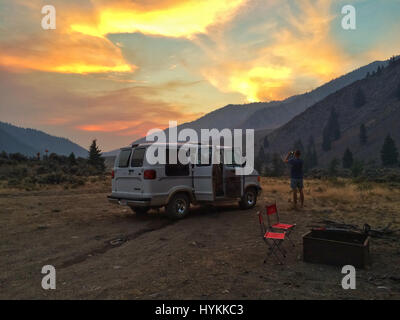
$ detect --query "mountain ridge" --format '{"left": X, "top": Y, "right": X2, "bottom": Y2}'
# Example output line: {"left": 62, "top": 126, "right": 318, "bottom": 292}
{"left": 0, "top": 121, "right": 88, "bottom": 157}
{"left": 256, "top": 57, "right": 400, "bottom": 167}
{"left": 104, "top": 59, "right": 388, "bottom": 156}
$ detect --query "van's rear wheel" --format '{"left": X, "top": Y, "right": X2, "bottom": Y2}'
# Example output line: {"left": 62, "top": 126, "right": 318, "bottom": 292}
{"left": 131, "top": 207, "right": 149, "bottom": 215}
{"left": 239, "top": 187, "right": 257, "bottom": 210}
{"left": 166, "top": 193, "right": 190, "bottom": 219}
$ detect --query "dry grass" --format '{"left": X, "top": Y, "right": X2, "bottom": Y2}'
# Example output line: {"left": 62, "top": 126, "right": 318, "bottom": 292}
{"left": 260, "top": 177, "right": 400, "bottom": 231}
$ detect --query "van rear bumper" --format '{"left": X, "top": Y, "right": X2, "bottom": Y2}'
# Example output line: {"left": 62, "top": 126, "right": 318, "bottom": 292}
{"left": 107, "top": 195, "right": 151, "bottom": 207}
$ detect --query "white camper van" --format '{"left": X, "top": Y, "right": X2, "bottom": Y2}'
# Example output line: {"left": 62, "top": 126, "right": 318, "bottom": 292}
{"left": 108, "top": 143, "right": 261, "bottom": 219}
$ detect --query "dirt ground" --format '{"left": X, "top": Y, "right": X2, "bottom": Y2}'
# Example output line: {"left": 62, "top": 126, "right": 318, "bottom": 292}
{"left": 1, "top": 177, "right": 399, "bottom": 299}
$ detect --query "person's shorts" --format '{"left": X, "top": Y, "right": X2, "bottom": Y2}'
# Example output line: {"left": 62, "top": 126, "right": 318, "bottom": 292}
{"left": 290, "top": 178, "right": 303, "bottom": 190}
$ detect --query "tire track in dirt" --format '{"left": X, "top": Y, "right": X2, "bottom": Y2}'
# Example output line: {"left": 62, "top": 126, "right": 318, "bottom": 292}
{"left": 58, "top": 219, "right": 176, "bottom": 269}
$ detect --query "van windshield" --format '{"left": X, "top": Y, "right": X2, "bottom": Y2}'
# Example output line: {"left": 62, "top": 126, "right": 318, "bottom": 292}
{"left": 118, "top": 149, "right": 131, "bottom": 168}
{"left": 131, "top": 148, "right": 146, "bottom": 167}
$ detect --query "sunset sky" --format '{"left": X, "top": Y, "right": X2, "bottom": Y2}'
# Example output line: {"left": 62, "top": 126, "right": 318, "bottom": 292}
{"left": 1, "top": 0, "right": 400, "bottom": 151}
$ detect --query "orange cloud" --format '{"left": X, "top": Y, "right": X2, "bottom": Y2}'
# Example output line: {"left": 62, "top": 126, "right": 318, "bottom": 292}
{"left": 0, "top": 67, "right": 203, "bottom": 149}
{"left": 206, "top": 64, "right": 293, "bottom": 102}
{"left": 78, "top": 117, "right": 199, "bottom": 137}
{"left": 0, "top": 31, "right": 134, "bottom": 74}
{"left": 74, "top": 86, "right": 203, "bottom": 137}
{"left": 1, "top": 0, "right": 245, "bottom": 76}
{"left": 198, "top": 0, "right": 350, "bottom": 102}
{"left": 267, "top": 0, "right": 345, "bottom": 80}
{"left": 78, "top": 120, "right": 160, "bottom": 137}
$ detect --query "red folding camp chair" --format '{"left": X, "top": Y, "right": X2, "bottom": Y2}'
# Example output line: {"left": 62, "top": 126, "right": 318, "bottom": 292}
{"left": 266, "top": 203, "right": 296, "bottom": 247}
{"left": 257, "top": 211, "right": 286, "bottom": 265}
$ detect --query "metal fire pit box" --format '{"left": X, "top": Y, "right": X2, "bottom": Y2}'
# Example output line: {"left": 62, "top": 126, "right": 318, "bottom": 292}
{"left": 303, "top": 229, "right": 370, "bottom": 268}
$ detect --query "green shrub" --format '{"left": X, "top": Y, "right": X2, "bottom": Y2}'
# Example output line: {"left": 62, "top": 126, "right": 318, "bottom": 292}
{"left": 328, "top": 177, "right": 347, "bottom": 188}
{"left": 7, "top": 179, "right": 19, "bottom": 187}
{"left": 37, "top": 172, "right": 68, "bottom": 185}
{"left": 355, "top": 181, "right": 373, "bottom": 192}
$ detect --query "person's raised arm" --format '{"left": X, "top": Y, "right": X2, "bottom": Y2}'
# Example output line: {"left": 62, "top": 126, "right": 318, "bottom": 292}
{"left": 284, "top": 151, "right": 291, "bottom": 163}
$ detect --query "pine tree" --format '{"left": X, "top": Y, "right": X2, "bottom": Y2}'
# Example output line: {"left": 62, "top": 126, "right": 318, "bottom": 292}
{"left": 359, "top": 123, "right": 367, "bottom": 145}
{"left": 351, "top": 160, "right": 364, "bottom": 177}
{"left": 293, "top": 139, "right": 304, "bottom": 155}
{"left": 309, "top": 136, "right": 318, "bottom": 167}
{"left": 332, "top": 110, "right": 341, "bottom": 141}
{"left": 254, "top": 147, "right": 266, "bottom": 174}
{"left": 88, "top": 139, "right": 105, "bottom": 173}
{"left": 381, "top": 134, "right": 399, "bottom": 167}
{"left": 322, "top": 127, "right": 331, "bottom": 151}
{"left": 304, "top": 135, "right": 318, "bottom": 171}
{"left": 271, "top": 153, "right": 285, "bottom": 177}
{"left": 342, "top": 148, "right": 354, "bottom": 169}
{"left": 68, "top": 152, "right": 77, "bottom": 165}
{"left": 263, "top": 135, "right": 269, "bottom": 149}
{"left": 354, "top": 88, "right": 366, "bottom": 108}
{"left": 322, "top": 108, "right": 340, "bottom": 152}
{"left": 328, "top": 158, "right": 339, "bottom": 176}
{"left": 311, "top": 148, "right": 318, "bottom": 168}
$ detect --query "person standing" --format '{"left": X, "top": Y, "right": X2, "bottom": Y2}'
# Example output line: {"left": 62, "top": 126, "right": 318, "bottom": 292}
{"left": 284, "top": 150, "right": 304, "bottom": 209}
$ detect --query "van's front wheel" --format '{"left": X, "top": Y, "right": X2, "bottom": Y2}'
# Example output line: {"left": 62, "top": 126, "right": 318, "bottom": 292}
{"left": 166, "top": 193, "right": 190, "bottom": 219}
{"left": 239, "top": 187, "right": 257, "bottom": 210}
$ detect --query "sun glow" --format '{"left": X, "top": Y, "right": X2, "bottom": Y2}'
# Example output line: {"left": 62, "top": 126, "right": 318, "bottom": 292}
{"left": 229, "top": 66, "right": 293, "bottom": 102}
{"left": 70, "top": 0, "right": 245, "bottom": 38}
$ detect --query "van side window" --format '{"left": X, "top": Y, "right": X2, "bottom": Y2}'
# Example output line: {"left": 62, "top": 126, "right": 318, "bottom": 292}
{"left": 196, "top": 146, "right": 212, "bottom": 166}
{"left": 131, "top": 148, "right": 146, "bottom": 167}
{"left": 224, "top": 149, "right": 242, "bottom": 167}
{"left": 118, "top": 149, "right": 132, "bottom": 168}
{"left": 165, "top": 148, "right": 189, "bottom": 176}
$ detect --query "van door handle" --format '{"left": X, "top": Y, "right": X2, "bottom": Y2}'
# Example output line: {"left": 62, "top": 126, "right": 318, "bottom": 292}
{"left": 129, "top": 169, "right": 134, "bottom": 173}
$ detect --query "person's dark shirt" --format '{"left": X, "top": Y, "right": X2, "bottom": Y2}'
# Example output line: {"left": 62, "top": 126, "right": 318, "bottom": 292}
{"left": 288, "top": 158, "right": 303, "bottom": 179}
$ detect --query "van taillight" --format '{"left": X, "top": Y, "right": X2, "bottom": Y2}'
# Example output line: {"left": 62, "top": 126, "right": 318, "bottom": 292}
{"left": 257, "top": 175, "right": 261, "bottom": 182}
{"left": 144, "top": 169, "right": 156, "bottom": 179}
{"left": 111, "top": 170, "right": 115, "bottom": 179}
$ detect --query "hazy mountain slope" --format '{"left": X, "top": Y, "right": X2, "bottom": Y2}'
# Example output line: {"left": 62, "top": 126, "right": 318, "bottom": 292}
{"left": 242, "top": 60, "right": 387, "bottom": 130}
{"left": 258, "top": 60, "right": 400, "bottom": 166}
{"left": 0, "top": 122, "right": 88, "bottom": 157}
{"left": 182, "top": 102, "right": 279, "bottom": 130}
{"left": 0, "top": 127, "right": 38, "bottom": 156}
{"left": 103, "top": 102, "right": 278, "bottom": 155}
